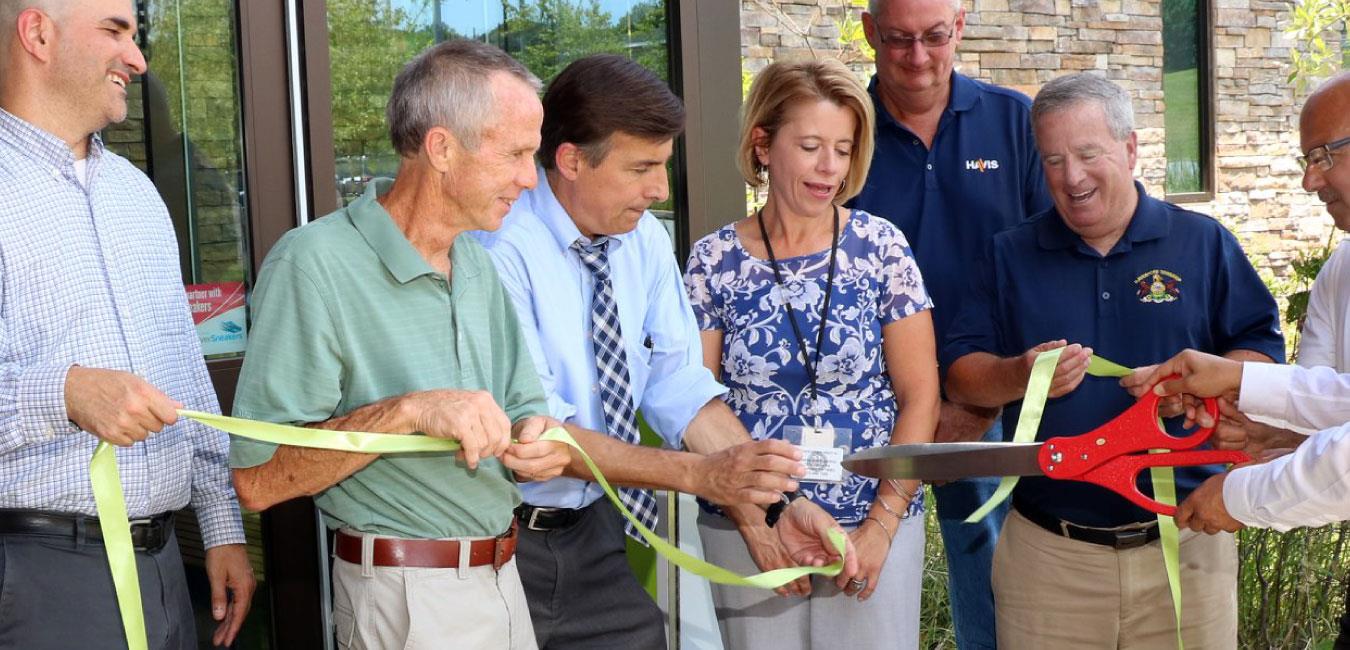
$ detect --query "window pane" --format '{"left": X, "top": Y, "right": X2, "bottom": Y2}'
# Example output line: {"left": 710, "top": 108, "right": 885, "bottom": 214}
{"left": 101, "top": 2, "right": 270, "bottom": 646}
{"left": 327, "top": 0, "right": 675, "bottom": 237}
{"left": 1162, "top": 0, "right": 1203, "bottom": 194}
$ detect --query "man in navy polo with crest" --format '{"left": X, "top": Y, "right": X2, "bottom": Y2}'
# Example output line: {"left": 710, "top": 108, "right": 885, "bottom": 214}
{"left": 849, "top": 0, "right": 1052, "bottom": 645}
{"left": 943, "top": 73, "right": 1282, "bottom": 648}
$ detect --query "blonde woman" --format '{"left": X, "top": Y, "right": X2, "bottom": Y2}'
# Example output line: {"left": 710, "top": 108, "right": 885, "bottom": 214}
{"left": 684, "top": 58, "right": 938, "bottom": 649}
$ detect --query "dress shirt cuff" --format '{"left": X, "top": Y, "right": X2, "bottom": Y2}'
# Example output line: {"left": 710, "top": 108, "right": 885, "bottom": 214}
{"left": 1237, "top": 362, "right": 1293, "bottom": 423}
{"left": 194, "top": 496, "right": 247, "bottom": 548}
{"left": 17, "top": 362, "right": 79, "bottom": 442}
{"left": 1221, "top": 466, "right": 1264, "bottom": 529}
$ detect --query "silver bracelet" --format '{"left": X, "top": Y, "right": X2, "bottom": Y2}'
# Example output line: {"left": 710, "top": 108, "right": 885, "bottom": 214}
{"left": 864, "top": 515, "right": 895, "bottom": 541}
{"left": 875, "top": 494, "right": 905, "bottom": 521}
{"left": 887, "top": 479, "right": 914, "bottom": 502}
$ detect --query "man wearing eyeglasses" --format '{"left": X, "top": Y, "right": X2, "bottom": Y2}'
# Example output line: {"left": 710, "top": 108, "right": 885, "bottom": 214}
{"left": 849, "top": 1, "right": 1052, "bottom": 647}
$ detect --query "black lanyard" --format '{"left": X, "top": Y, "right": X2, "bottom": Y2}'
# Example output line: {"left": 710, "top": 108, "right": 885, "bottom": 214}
{"left": 756, "top": 207, "right": 840, "bottom": 413}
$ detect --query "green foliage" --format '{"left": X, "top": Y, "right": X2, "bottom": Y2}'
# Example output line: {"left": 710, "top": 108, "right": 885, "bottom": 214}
{"left": 1286, "top": 0, "right": 1350, "bottom": 89}
{"left": 837, "top": 0, "right": 875, "bottom": 63}
{"left": 1238, "top": 524, "right": 1350, "bottom": 647}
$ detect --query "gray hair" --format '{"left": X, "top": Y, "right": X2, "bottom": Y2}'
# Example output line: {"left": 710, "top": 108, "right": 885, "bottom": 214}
{"left": 386, "top": 39, "right": 541, "bottom": 157}
{"left": 868, "top": 0, "right": 962, "bottom": 15}
{"left": 1032, "top": 72, "right": 1135, "bottom": 140}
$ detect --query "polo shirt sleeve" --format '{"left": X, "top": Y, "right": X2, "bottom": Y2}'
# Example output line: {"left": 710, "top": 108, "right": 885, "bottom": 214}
{"left": 482, "top": 238, "right": 579, "bottom": 423}
{"left": 637, "top": 225, "right": 727, "bottom": 447}
{"left": 480, "top": 262, "right": 549, "bottom": 423}
{"left": 230, "top": 256, "right": 345, "bottom": 469}
{"left": 1211, "top": 228, "right": 1286, "bottom": 363}
{"left": 940, "top": 242, "right": 1003, "bottom": 374}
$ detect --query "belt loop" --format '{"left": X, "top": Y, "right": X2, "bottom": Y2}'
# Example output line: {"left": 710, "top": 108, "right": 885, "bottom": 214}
{"left": 360, "top": 533, "right": 375, "bottom": 578}
{"left": 457, "top": 540, "right": 471, "bottom": 580}
{"left": 74, "top": 517, "right": 86, "bottom": 550}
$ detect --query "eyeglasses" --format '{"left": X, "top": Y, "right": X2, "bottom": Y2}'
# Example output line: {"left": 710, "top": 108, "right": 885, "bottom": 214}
{"left": 1298, "top": 135, "right": 1350, "bottom": 172}
{"left": 876, "top": 21, "right": 956, "bottom": 50}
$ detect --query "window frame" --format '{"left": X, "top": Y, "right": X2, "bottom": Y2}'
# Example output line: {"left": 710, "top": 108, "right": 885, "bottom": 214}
{"left": 1162, "top": 0, "right": 1215, "bottom": 203}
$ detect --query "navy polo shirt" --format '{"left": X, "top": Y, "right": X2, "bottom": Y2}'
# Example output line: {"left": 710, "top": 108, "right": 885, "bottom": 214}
{"left": 849, "top": 72, "right": 1051, "bottom": 350}
{"left": 942, "top": 183, "right": 1284, "bottom": 527}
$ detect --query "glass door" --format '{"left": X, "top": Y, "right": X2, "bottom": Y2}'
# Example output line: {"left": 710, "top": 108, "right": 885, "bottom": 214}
{"left": 102, "top": 1, "right": 274, "bottom": 647}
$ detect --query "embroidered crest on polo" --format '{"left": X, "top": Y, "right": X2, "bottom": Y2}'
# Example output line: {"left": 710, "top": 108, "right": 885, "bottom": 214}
{"left": 1134, "top": 270, "right": 1182, "bottom": 303}
{"left": 964, "top": 158, "right": 1001, "bottom": 172}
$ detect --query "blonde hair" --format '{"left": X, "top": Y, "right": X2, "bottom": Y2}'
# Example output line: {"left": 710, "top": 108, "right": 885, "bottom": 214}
{"left": 738, "top": 58, "right": 875, "bottom": 203}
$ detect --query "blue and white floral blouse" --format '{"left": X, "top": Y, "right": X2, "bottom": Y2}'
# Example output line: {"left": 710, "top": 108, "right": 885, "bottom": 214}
{"left": 684, "top": 209, "right": 933, "bottom": 524}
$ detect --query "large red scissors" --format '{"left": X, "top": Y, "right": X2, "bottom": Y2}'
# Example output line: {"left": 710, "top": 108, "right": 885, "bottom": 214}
{"left": 843, "top": 379, "right": 1249, "bottom": 515}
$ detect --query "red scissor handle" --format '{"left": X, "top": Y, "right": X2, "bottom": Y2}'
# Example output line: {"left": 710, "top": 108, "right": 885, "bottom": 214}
{"left": 1036, "top": 375, "right": 1248, "bottom": 515}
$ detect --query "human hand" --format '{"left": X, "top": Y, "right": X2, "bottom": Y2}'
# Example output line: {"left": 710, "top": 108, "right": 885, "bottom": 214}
{"left": 410, "top": 390, "right": 512, "bottom": 469}
{"left": 504, "top": 416, "right": 571, "bottom": 482}
{"left": 841, "top": 518, "right": 892, "bottom": 601}
{"left": 1210, "top": 398, "right": 1305, "bottom": 453}
{"left": 1174, "top": 473, "right": 1243, "bottom": 534}
{"left": 694, "top": 439, "right": 805, "bottom": 506}
{"left": 205, "top": 543, "right": 257, "bottom": 647}
{"left": 1147, "top": 349, "right": 1243, "bottom": 404}
{"left": 737, "top": 522, "right": 811, "bottom": 597}
{"left": 775, "top": 498, "right": 858, "bottom": 580}
{"left": 1022, "top": 341, "right": 1093, "bottom": 399}
{"left": 65, "top": 366, "right": 182, "bottom": 446}
{"left": 1120, "top": 364, "right": 1185, "bottom": 418}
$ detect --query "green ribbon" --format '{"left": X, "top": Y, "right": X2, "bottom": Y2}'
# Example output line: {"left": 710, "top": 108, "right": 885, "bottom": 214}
{"left": 963, "top": 351, "right": 1184, "bottom": 649}
{"left": 89, "top": 442, "right": 148, "bottom": 650}
{"left": 91, "top": 410, "right": 849, "bottom": 650}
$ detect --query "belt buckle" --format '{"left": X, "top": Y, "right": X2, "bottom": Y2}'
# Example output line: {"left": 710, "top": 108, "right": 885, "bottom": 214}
{"left": 525, "top": 507, "right": 550, "bottom": 532}
{"left": 1113, "top": 529, "right": 1151, "bottom": 550}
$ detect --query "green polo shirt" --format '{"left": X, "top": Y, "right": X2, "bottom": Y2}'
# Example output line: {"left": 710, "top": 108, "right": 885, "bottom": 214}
{"left": 230, "top": 179, "right": 547, "bottom": 539}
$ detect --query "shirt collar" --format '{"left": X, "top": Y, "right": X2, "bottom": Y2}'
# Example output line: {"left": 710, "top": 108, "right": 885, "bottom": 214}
{"left": 348, "top": 178, "right": 478, "bottom": 283}
{"left": 0, "top": 107, "right": 103, "bottom": 175}
{"left": 529, "top": 165, "right": 633, "bottom": 253}
{"left": 868, "top": 71, "right": 980, "bottom": 132}
{"left": 1036, "top": 182, "right": 1170, "bottom": 255}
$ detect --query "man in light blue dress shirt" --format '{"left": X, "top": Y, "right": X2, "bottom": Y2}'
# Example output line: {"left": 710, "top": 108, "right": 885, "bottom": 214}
{"left": 478, "top": 55, "right": 856, "bottom": 649}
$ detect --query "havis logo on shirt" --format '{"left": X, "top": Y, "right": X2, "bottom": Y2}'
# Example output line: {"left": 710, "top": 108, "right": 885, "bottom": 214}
{"left": 965, "top": 158, "right": 1000, "bottom": 172}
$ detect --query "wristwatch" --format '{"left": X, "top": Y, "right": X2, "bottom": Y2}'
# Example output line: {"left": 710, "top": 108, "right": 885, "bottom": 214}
{"left": 765, "top": 490, "right": 807, "bottom": 528}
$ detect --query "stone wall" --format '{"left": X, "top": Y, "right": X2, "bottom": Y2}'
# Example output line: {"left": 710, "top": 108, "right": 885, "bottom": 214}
{"left": 740, "top": 0, "right": 1340, "bottom": 286}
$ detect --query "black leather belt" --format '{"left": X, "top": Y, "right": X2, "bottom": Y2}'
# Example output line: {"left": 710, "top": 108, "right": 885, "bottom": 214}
{"left": 0, "top": 509, "right": 175, "bottom": 552}
{"left": 514, "top": 503, "right": 589, "bottom": 532}
{"left": 1015, "top": 502, "right": 1159, "bottom": 550}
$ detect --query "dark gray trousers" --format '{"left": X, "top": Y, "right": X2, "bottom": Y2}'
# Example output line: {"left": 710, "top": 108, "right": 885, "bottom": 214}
{"left": 515, "top": 499, "right": 666, "bottom": 650}
{"left": 0, "top": 528, "right": 195, "bottom": 649}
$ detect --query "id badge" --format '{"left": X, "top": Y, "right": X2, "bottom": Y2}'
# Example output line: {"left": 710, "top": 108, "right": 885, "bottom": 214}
{"left": 784, "top": 423, "right": 852, "bottom": 484}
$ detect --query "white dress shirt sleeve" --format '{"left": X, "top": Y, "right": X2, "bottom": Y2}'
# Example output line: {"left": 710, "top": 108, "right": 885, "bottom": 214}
{"left": 1224, "top": 423, "right": 1350, "bottom": 530}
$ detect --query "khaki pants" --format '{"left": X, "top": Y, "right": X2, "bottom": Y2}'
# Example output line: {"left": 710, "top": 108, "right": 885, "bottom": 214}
{"left": 331, "top": 532, "right": 537, "bottom": 650}
{"left": 993, "top": 510, "right": 1237, "bottom": 649}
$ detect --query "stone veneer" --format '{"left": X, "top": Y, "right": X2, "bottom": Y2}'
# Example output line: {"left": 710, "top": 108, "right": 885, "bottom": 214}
{"left": 741, "top": 0, "right": 1344, "bottom": 288}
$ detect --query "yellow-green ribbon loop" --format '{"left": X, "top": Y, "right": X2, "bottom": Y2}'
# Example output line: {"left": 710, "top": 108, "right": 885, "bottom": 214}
{"left": 89, "top": 442, "right": 148, "bottom": 650}
{"left": 963, "top": 346, "right": 1065, "bottom": 523}
{"left": 91, "top": 412, "right": 849, "bottom": 650}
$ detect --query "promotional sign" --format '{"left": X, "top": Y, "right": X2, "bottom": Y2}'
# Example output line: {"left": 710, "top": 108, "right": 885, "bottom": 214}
{"left": 187, "top": 282, "right": 246, "bottom": 356}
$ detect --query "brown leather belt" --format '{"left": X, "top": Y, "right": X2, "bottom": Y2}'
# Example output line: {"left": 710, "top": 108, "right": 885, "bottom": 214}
{"left": 334, "top": 521, "right": 517, "bottom": 570}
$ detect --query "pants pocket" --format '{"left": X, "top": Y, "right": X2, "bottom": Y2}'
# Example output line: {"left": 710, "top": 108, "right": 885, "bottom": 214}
{"left": 332, "top": 563, "right": 361, "bottom": 649}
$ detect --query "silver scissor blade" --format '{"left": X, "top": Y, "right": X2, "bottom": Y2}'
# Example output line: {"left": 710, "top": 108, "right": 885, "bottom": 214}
{"left": 843, "top": 442, "right": 1045, "bottom": 481}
